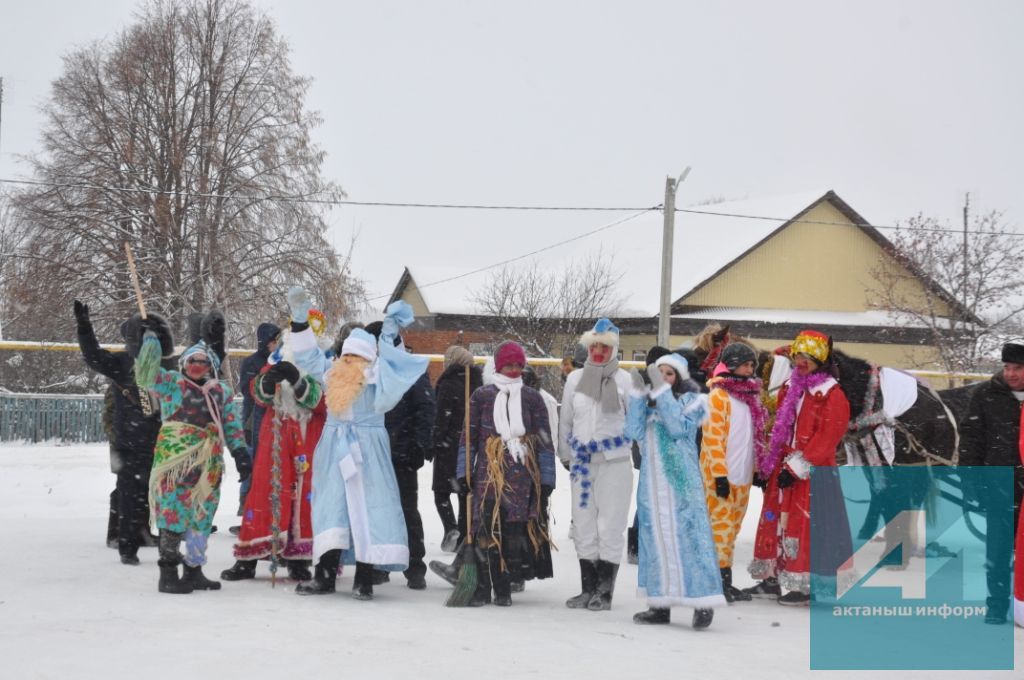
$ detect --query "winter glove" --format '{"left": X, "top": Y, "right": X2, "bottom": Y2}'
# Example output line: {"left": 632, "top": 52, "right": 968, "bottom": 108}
{"left": 752, "top": 473, "right": 768, "bottom": 491}
{"left": 646, "top": 363, "right": 666, "bottom": 392}
{"left": 231, "top": 447, "right": 253, "bottom": 482}
{"left": 541, "top": 484, "right": 553, "bottom": 504}
{"left": 287, "top": 286, "right": 313, "bottom": 324}
{"left": 449, "top": 476, "right": 470, "bottom": 496}
{"left": 262, "top": 361, "right": 300, "bottom": 392}
{"left": 73, "top": 300, "right": 92, "bottom": 331}
{"left": 776, "top": 468, "right": 796, "bottom": 490}
{"left": 629, "top": 368, "right": 646, "bottom": 393}
{"left": 714, "top": 476, "right": 731, "bottom": 499}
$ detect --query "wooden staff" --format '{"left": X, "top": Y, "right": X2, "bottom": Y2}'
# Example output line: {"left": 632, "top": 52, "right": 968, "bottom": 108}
{"left": 124, "top": 242, "right": 147, "bottom": 320}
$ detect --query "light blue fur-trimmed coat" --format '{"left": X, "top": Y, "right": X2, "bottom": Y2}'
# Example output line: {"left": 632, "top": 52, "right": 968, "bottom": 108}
{"left": 625, "top": 386, "right": 726, "bottom": 609}
{"left": 304, "top": 303, "right": 429, "bottom": 569}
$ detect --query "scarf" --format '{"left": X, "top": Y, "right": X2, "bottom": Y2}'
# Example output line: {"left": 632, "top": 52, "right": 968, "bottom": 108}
{"left": 492, "top": 373, "right": 528, "bottom": 463}
{"left": 714, "top": 375, "right": 771, "bottom": 478}
{"left": 765, "top": 369, "right": 834, "bottom": 476}
{"left": 576, "top": 357, "right": 621, "bottom": 414}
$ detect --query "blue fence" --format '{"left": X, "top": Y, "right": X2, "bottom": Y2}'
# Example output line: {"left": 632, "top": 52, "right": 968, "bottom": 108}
{"left": 0, "top": 393, "right": 106, "bottom": 443}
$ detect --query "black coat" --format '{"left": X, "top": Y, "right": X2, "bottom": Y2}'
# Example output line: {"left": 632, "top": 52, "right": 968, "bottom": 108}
{"left": 959, "top": 373, "right": 1024, "bottom": 512}
{"left": 237, "top": 323, "right": 281, "bottom": 447}
{"left": 77, "top": 314, "right": 174, "bottom": 454}
{"left": 430, "top": 364, "right": 483, "bottom": 491}
{"left": 386, "top": 371, "right": 437, "bottom": 472}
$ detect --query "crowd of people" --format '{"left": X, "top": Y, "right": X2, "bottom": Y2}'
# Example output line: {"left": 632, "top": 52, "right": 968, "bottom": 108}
{"left": 75, "top": 293, "right": 1024, "bottom": 629}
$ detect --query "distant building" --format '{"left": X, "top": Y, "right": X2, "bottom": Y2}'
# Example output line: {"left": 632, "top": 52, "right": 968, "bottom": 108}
{"left": 388, "top": 189, "right": 966, "bottom": 378}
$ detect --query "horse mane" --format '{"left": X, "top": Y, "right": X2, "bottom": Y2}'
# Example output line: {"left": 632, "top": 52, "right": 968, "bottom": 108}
{"left": 831, "top": 348, "right": 874, "bottom": 419}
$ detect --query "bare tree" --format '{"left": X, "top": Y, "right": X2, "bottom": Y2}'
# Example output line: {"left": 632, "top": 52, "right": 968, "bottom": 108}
{"left": 10, "top": 0, "right": 363, "bottom": 349}
{"left": 472, "top": 250, "right": 626, "bottom": 359}
{"left": 870, "top": 197, "right": 1024, "bottom": 381}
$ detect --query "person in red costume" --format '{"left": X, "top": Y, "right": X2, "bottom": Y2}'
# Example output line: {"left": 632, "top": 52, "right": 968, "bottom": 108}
{"left": 744, "top": 329, "right": 853, "bottom": 606}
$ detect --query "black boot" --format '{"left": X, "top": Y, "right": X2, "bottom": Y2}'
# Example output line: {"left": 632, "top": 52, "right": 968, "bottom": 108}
{"left": 468, "top": 547, "right": 492, "bottom": 607}
{"left": 156, "top": 530, "right": 189, "bottom": 592}
{"left": 183, "top": 564, "right": 222, "bottom": 590}
{"left": 633, "top": 607, "right": 671, "bottom": 624}
{"left": 106, "top": 493, "right": 119, "bottom": 549}
{"left": 287, "top": 560, "right": 312, "bottom": 582}
{"left": 158, "top": 559, "right": 194, "bottom": 594}
{"left": 352, "top": 561, "right": 374, "bottom": 601}
{"left": 566, "top": 559, "right": 599, "bottom": 609}
{"left": 588, "top": 560, "right": 619, "bottom": 611}
{"left": 296, "top": 550, "right": 339, "bottom": 595}
{"left": 721, "top": 567, "right": 752, "bottom": 603}
{"left": 627, "top": 527, "right": 639, "bottom": 565}
{"left": 741, "top": 577, "right": 781, "bottom": 600}
{"left": 692, "top": 608, "right": 714, "bottom": 629}
{"left": 490, "top": 549, "right": 512, "bottom": 607}
{"left": 429, "top": 549, "right": 465, "bottom": 587}
{"left": 221, "top": 560, "right": 257, "bottom": 581}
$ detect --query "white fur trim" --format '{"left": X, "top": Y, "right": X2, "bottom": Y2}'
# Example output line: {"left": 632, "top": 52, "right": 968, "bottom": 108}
{"left": 313, "top": 527, "right": 351, "bottom": 564}
{"left": 289, "top": 326, "right": 318, "bottom": 354}
{"left": 643, "top": 593, "right": 728, "bottom": 609}
{"left": 341, "top": 336, "right": 376, "bottom": 361}
{"left": 784, "top": 450, "right": 811, "bottom": 480}
{"left": 629, "top": 387, "right": 649, "bottom": 399}
{"left": 362, "top": 544, "right": 411, "bottom": 568}
{"left": 649, "top": 384, "right": 671, "bottom": 399}
{"left": 579, "top": 329, "right": 619, "bottom": 348}
{"left": 655, "top": 354, "right": 689, "bottom": 381}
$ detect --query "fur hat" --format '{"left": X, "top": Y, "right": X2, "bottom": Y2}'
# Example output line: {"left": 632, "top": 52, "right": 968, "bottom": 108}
{"left": 580, "top": 318, "right": 620, "bottom": 349}
{"left": 571, "top": 343, "right": 589, "bottom": 368}
{"left": 494, "top": 341, "right": 527, "bottom": 373}
{"left": 644, "top": 346, "right": 672, "bottom": 367}
{"left": 655, "top": 353, "right": 689, "bottom": 381}
{"left": 1001, "top": 342, "right": 1024, "bottom": 365}
{"left": 721, "top": 343, "right": 757, "bottom": 371}
{"left": 444, "top": 345, "right": 474, "bottom": 369}
{"left": 341, "top": 328, "right": 377, "bottom": 361}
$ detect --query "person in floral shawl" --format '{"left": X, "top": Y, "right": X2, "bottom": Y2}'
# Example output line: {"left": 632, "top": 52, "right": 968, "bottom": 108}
{"left": 136, "top": 327, "right": 249, "bottom": 595}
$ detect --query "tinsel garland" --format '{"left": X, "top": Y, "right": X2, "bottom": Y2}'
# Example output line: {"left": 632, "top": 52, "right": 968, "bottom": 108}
{"left": 269, "top": 400, "right": 283, "bottom": 582}
{"left": 765, "top": 370, "right": 835, "bottom": 476}
{"left": 713, "top": 376, "right": 771, "bottom": 478}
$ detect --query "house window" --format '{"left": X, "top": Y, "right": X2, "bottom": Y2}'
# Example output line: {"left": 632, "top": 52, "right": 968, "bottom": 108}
{"left": 632, "top": 350, "right": 647, "bottom": 362}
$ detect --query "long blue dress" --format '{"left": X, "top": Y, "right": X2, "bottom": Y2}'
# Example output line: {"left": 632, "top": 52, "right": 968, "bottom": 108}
{"left": 307, "top": 303, "right": 429, "bottom": 570}
{"left": 625, "top": 388, "right": 726, "bottom": 609}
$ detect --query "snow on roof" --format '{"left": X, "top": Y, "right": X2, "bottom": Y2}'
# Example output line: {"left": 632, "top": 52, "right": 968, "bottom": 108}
{"left": 675, "top": 307, "right": 932, "bottom": 329}
{"left": 391, "top": 189, "right": 849, "bottom": 317}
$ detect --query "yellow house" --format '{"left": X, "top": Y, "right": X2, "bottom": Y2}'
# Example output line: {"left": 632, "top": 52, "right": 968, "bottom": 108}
{"left": 389, "top": 190, "right": 965, "bottom": 374}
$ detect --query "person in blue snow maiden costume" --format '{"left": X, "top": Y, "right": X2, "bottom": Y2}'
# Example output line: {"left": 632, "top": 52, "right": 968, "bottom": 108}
{"left": 625, "top": 351, "right": 726, "bottom": 629}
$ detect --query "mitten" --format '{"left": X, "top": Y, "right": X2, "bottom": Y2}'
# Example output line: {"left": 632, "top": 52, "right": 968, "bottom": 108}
{"left": 73, "top": 300, "right": 92, "bottom": 331}
{"left": 629, "top": 368, "right": 646, "bottom": 393}
{"left": 646, "top": 363, "right": 666, "bottom": 391}
{"left": 715, "top": 476, "right": 731, "bottom": 499}
{"left": 776, "top": 469, "right": 796, "bottom": 490}
{"left": 287, "top": 286, "right": 313, "bottom": 324}
{"left": 752, "top": 473, "right": 768, "bottom": 491}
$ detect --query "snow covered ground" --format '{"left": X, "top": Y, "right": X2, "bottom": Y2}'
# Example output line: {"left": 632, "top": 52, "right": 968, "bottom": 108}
{"left": 0, "top": 443, "right": 1018, "bottom": 679}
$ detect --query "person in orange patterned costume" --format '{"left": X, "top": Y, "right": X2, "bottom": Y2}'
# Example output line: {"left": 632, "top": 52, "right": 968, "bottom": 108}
{"left": 700, "top": 343, "right": 768, "bottom": 602}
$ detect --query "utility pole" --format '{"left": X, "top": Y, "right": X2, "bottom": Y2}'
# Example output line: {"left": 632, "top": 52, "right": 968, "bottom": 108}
{"left": 0, "top": 77, "right": 4, "bottom": 160}
{"left": 658, "top": 167, "right": 690, "bottom": 348}
{"left": 962, "top": 192, "right": 969, "bottom": 322}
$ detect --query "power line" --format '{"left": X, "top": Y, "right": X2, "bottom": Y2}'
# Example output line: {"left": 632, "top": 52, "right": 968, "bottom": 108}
{"left": 1, "top": 174, "right": 1019, "bottom": 237}
{"left": 361, "top": 209, "right": 657, "bottom": 302}
{"left": 0, "top": 176, "right": 656, "bottom": 212}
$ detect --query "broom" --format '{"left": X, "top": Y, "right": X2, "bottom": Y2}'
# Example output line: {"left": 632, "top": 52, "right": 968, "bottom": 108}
{"left": 445, "top": 361, "right": 479, "bottom": 606}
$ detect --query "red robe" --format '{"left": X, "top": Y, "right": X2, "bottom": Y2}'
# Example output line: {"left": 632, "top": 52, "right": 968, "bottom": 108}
{"left": 750, "top": 376, "right": 851, "bottom": 592}
{"left": 233, "top": 369, "right": 326, "bottom": 562}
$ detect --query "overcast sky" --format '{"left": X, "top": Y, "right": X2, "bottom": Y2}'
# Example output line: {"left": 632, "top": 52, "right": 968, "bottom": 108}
{"left": 2, "top": 1, "right": 1021, "bottom": 315}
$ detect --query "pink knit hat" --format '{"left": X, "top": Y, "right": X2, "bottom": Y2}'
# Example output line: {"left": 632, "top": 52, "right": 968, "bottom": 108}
{"left": 494, "top": 341, "right": 527, "bottom": 373}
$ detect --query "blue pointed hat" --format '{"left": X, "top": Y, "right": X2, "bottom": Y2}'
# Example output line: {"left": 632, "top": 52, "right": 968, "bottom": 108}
{"left": 579, "top": 318, "right": 620, "bottom": 348}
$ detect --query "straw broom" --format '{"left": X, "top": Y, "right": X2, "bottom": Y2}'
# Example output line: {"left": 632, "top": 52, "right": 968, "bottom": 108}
{"left": 445, "top": 363, "right": 478, "bottom": 606}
